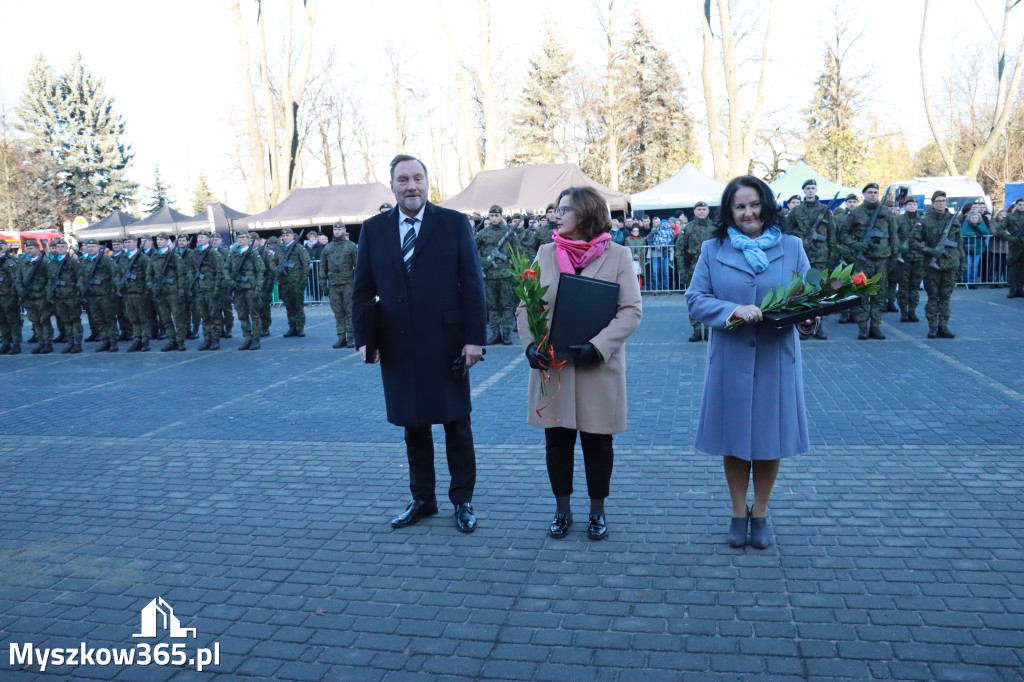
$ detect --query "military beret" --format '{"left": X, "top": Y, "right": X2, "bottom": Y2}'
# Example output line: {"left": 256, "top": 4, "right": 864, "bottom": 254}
{"left": 235, "top": 231, "right": 250, "bottom": 238}
{"left": 267, "top": 236, "right": 280, "bottom": 244}
{"left": 802, "top": 179, "right": 817, "bottom": 189}
{"left": 694, "top": 201, "right": 709, "bottom": 208}
{"left": 280, "top": 227, "right": 294, "bottom": 235}
{"left": 1015, "top": 197, "right": 1024, "bottom": 203}
{"left": 902, "top": 196, "right": 918, "bottom": 205}
{"left": 176, "top": 234, "right": 188, "bottom": 240}
{"left": 82, "top": 238, "right": 98, "bottom": 245}
{"left": 379, "top": 202, "right": 393, "bottom": 211}
{"left": 488, "top": 204, "right": 503, "bottom": 214}
{"left": 110, "top": 237, "right": 123, "bottom": 245}
{"left": 931, "top": 190, "right": 947, "bottom": 201}
{"left": 197, "top": 230, "right": 210, "bottom": 237}
{"left": 787, "top": 195, "right": 800, "bottom": 203}
{"left": 23, "top": 238, "right": 40, "bottom": 248}
{"left": 154, "top": 233, "right": 169, "bottom": 239}
{"left": 51, "top": 237, "right": 65, "bottom": 245}
{"left": 123, "top": 235, "right": 138, "bottom": 241}
{"left": 862, "top": 182, "right": 879, "bottom": 193}
{"left": 846, "top": 193, "right": 858, "bottom": 201}
{"left": 210, "top": 233, "right": 222, "bottom": 240}
{"left": 882, "top": 199, "right": 895, "bottom": 207}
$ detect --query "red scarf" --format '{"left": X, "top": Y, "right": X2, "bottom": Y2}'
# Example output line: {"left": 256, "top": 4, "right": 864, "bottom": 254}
{"left": 552, "top": 232, "right": 611, "bottom": 274}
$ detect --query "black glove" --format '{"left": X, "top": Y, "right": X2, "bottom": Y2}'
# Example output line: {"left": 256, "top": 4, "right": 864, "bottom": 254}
{"left": 525, "top": 343, "right": 551, "bottom": 370}
{"left": 568, "top": 342, "right": 602, "bottom": 365}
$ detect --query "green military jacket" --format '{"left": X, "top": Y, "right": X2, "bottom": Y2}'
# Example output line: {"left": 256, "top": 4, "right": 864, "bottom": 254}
{"left": 146, "top": 247, "right": 188, "bottom": 297}
{"left": 257, "top": 244, "right": 279, "bottom": 289}
{"left": 184, "top": 245, "right": 224, "bottom": 295}
{"left": 838, "top": 201, "right": 898, "bottom": 263}
{"left": 226, "top": 245, "right": 264, "bottom": 291}
{"left": 676, "top": 218, "right": 714, "bottom": 270}
{"left": 909, "top": 209, "right": 963, "bottom": 271}
{"left": 48, "top": 254, "right": 81, "bottom": 301}
{"left": 524, "top": 221, "right": 556, "bottom": 259}
{"left": 896, "top": 212, "right": 923, "bottom": 263}
{"left": 274, "top": 239, "right": 311, "bottom": 285}
{"left": 785, "top": 198, "right": 835, "bottom": 267}
{"left": 116, "top": 250, "right": 149, "bottom": 296}
{"left": 318, "top": 237, "right": 358, "bottom": 289}
{"left": 18, "top": 254, "right": 53, "bottom": 301}
{"left": 78, "top": 252, "right": 118, "bottom": 298}
{"left": 475, "top": 221, "right": 520, "bottom": 278}
{"left": 1002, "top": 211, "right": 1024, "bottom": 263}
{"left": 0, "top": 251, "right": 20, "bottom": 299}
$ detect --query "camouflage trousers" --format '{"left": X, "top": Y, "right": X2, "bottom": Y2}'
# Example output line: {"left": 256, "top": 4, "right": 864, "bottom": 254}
{"left": 155, "top": 292, "right": 189, "bottom": 344}
{"left": 116, "top": 296, "right": 130, "bottom": 337}
{"left": 1008, "top": 255, "right": 1024, "bottom": 287}
{"left": 193, "top": 292, "right": 221, "bottom": 344}
{"left": 123, "top": 293, "right": 152, "bottom": 342}
{"left": 850, "top": 259, "right": 889, "bottom": 330}
{"left": 923, "top": 267, "right": 957, "bottom": 328}
{"left": 279, "top": 281, "right": 305, "bottom": 332}
{"left": 260, "top": 285, "right": 273, "bottom": 332}
{"left": 327, "top": 284, "right": 353, "bottom": 339}
{"left": 85, "top": 293, "right": 119, "bottom": 343}
{"left": 0, "top": 295, "right": 21, "bottom": 345}
{"left": 23, "top": 297, "right": 54, "bottom": 345}
{"left": 216, "top": 290, "right": 234, "bottom": 334}
{"left": 681, "top": 266, "right": 702, "bottom": 331}
{"left": 233, "top": 289, "right": 263, "bottom": 341}
{"left": 52, "top": 297, "right": 83, "bottom": 345}
{"left": 896, "top": 260, "right": 924, "bottom": 315}
{"left": 484, "top": 277, "right": 516, "bottom": 333}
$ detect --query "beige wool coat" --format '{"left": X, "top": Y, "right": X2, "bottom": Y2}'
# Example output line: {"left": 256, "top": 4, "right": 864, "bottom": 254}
{"left": 516, "top": 242, "right": 642, "bottom": 433}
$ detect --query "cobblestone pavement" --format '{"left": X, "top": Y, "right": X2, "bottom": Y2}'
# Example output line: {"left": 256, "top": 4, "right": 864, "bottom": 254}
{"left": 2, "top": 289, "right": 1022, "bottom": 681}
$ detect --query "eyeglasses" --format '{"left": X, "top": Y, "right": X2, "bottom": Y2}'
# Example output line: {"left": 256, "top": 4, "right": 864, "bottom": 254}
{"left": 556, "top": 206, "right": 573, "bottom": 216}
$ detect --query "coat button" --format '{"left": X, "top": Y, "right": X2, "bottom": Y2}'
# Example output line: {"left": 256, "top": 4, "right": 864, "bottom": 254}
{"left": 748, "top": 340, "right": 756, "bottom": 347}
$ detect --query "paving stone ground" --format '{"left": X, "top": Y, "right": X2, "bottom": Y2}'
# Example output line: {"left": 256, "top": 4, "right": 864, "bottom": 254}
{"left": 1, "top": 289, "right": 1022, "bottom": 681}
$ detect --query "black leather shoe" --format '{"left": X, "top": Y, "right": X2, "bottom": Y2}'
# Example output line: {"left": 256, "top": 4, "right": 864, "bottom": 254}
{"left": 391, "top": 500, "right": 439, "bottom": 529}
{"left": 587, "top": 514, "right": 608, "bottom": 540}
{"left": 454, "top": 503, "right": 476, "bottom": 533}
{"left": 868, "top": 326, "right": 886, "bottom": 340}
{"left": 549, "top": 513, "right": 572, "bottom": 539}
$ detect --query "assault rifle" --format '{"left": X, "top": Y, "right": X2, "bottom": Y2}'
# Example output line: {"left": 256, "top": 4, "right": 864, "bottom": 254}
{"left": 46, "top": 255, "right": 70, "bottom": 305}
{"left": 116, "top": 249, "right": 143, "bottom": 297}
{"left": 151, "top": 248, "right": 177, "bottom": 307}
{"left": 230, "top": 243, "right": 255, "bottom": 302}
{"left": 273, "top": 230, "right": 305, "bottom": 284}
{"left": 855, "top": 203, "right": 885, "bottom": 262}
{"left": 486, "top": 222, "right": 518, "bottom": 268}
{"left": 18, "top": 255, "right": 46, "bottom": 306}
{"left": 79, "top": 252, "right": 106, "bottom": 307}
{"left": 928, "top": 214, "right": 959, "bottom": 270}
{"left": 186, "top": 246, "right": 212, "bottom": 298}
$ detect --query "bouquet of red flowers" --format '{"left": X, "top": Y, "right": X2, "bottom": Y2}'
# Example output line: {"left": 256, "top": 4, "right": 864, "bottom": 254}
{"left": 508, "top": 248, "right": 565, "bottom": 398}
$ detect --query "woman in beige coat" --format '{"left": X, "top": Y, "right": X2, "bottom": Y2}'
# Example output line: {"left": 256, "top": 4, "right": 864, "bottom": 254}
{"left": 516, "top": 186, "right": 642, "bottom": 540}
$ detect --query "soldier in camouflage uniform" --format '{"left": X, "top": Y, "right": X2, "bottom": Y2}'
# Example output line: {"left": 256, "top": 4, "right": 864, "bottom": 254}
{"left": 785, "top": 180, "right": 836, "bottom": 340}
{"left": 18, "top": 239, "right": 54, "bottom": 354}
{"left": 833, "top": 194, "right": 859, "bottom": 324}
{"left": 48, "top": 238, "right": 83, "bottom": 354}
{"left": 522, "top": 204, "right": 557, "bottom": 262}
{"left": 78, "top": 239, "right": 120, "bottom": 352}
{"left": 319, "top": 222, "right": 359, "bottom": 348}
{"left": 895, "top": 197, "right": 923, "bottom": 322}
{"left": 175, "top": 234, "right": 200, "bottom": 340}
{"left": 147, "top": 233, "right": 190, "bottom": 351}
{"left": 881, "top": 201, "right": 901, "bottom": 313}
{"left": 109, "top": 237, "right": 132, "bottom": 341}
{"left": 0, "top": 240, "right": 22, "bottom": 354}
{"left": 210, "top": 233, "right": 235, "bottom": 338}
{"left": 116, "top": 236, "right": 151, "bottom": 352}
{"left": 226, "top": 231, "right": 264, "bottom": 350}
{"left": 836, "top": 183, "right": 899, "bottom": 340}
{"left": 909, "top": 191, "right": 963, "bottom": 338}
{"left": 679, "top": 201, "right": 715, "bottom": 341}
{"left": 275, "top": 227, "right": 311, "bottom": 337}
{"left": 475, "top": 204, "right": 520, "bottom": 345}
{"left": 185, "top": 230, "right": 225, "bottom": 351}
{"left": 1004, "top": 197, "right": 1024, "bottom": 298}
{"left": 140, "top": 236, "right": 163, "bottom": 339}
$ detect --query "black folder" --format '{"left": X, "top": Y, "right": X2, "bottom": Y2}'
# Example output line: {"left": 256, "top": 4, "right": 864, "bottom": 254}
{"left": 363, "top": 295, "right": 380, "bottom": 363}
{"left": 548, "top": 273, "right": 619, "bottom": 353}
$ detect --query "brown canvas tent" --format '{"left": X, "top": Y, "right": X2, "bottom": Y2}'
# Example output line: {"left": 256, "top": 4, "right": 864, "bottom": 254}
{"left": 441, "top": 164, "right": 630, "bottom": 214}
{"left": 233, "top": 183, "right": 394, "bottom": 231}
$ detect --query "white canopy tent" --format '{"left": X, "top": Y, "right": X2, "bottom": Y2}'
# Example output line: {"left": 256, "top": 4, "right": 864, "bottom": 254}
{"left": 630, "top": 163, "right": 727, "bottom": 211}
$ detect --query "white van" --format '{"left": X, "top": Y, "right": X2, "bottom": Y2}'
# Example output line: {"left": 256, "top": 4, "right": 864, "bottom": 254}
{"left": 883, "top": 177, "right": 992, "bottom": 213}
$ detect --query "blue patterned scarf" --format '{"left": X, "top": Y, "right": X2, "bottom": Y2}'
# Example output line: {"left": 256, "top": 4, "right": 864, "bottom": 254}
{"left": 727, "top": 226, "right": 781, "bottom": 273}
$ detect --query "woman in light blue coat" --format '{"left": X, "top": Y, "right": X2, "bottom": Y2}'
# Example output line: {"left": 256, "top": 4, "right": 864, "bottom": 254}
{"left": 686, "top": 176, "right": 816, "bottom": 549}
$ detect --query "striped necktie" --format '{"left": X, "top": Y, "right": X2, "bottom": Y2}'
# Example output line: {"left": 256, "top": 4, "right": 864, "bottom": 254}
{"left": 402, "top": 217, "right": 417, "bottom": 272}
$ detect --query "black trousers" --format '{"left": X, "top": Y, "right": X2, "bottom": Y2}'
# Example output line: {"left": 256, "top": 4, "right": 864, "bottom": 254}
{"left": 545, "top": 427, "right": 614, "bottom": 499}
{"left": 404, "top": 413, "right": 476, "bottom": 506}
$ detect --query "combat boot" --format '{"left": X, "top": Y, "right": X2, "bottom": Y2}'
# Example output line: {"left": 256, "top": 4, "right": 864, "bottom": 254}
{"left": 839, "top": 312, "right": 854, "bottom": 324}
{"left": 60, "top": 343, "right": 74, "bottom": 354}
{"left": 937, "top": 327, "right": 955, "bottom": 338}
{"left": 28, "top": 333, "right": 38, "bottom": 343}
{"left": 108, "top": 341, "right": 118, "bottom": 352}
{"left": 813, "top": 326, "right": 828, "bottom": 340}
{"left": 126, "top": 340, "right": 143, "bottom": 353}
{"left": 8, "top": 343, "right": 21, "bottom": 355}
{"left": 260, "top": 329, "right": 270, "bottom": 337}
{"left": 885, "top": 301, "right": 899, "bottom": 313}
{"left": 160, "top": 340, "right": 179, "bottom": 352}
{"left": 927, "top": 327, "right": 938, "bottom": 338}
{"left": 39, "top": 342, "right": 53, "bottom": 354}
{"left": 197, "top": 339, "right": 212, "bottom": 351}
{"left": 83, "top": 332, "right": 96, "bottom": 342}
{"left": 900, "top": 311, "right": 909, "bottom": 322}
{"left": 857, "top": 327, "right": 869, "bottom": 340}
{"left": 689, "top": 329, "right": 702, "bottom": 342}
{"left": 177, "top": 340, "right": 187, "bottom": 351}
{"left": 296, "top": 329, "right": 306, "bottom": 337}
{"left": 283, "top": 327, "right": 298, "bottom": 337}
{"left": 208, "top": 340, "right": 220, "bottom": 351}
{"left": 140, "top": 340, "right": 150, "bottom": 352}
{"left": 333, "top": 337, "right": 346, "bottom": 349}
{"left": 907, "top": 310, "right": 920, "bottom": 322}
{"left": 53, "top": 332, "right": 67, "bottom": 344}
{"left": 221, "top": 328, "right": 232, "bottom": 339}
{"left": 501, "top": 329, "right": 512, "bottom": 345}
{"left": 68, "top": 343, "right": 81, "bottom": 354}
{"left": 868, "top": 326, "right": 886, "bottom": 340}
{"left": 0, "top": 343, "right": 9, "bottom": 355}
{"left": 248, "top": 337, "right": 261, "bottom": 350}
{"left": 486, "top": 332, "right": 501, "bottom": 345}
{"left": 238, "top": 338, "right": 252, "bottom": 351}
{"left": 95, "top": 340, "right": 110, "bottom": 352}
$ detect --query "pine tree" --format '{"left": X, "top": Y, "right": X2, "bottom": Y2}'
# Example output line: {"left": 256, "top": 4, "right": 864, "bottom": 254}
{"left": 146, "top": 165, "right": 173, "bottom": 213}
{"left": 614, "top": 15, "right": 696, "bottom": 193}
{"left": 16, "top": 52, "right": 136, "bottom": 222}
{"left": 510, "top": 17, "right": 572, "bottom": 166}
{"left": 802, "top": 48, "right": 865, "bottom": 186}
{"left": 191, "top": 174, "right": 214, "bottom": 215}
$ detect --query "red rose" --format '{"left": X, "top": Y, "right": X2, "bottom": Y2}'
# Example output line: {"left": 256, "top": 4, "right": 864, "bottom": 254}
{"left": 852, "top": 272, "right": 867, "bottom": 286}
{"left": 523, "top": 269, "right": 538, "bottom": 281}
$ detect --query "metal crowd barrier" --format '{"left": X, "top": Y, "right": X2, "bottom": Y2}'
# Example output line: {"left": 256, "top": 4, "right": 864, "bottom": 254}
{"left": 958, "top": 235, "right": 1008, "bottom": 287}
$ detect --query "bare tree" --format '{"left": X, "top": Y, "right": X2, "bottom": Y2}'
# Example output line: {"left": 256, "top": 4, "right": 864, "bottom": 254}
{"left": 229, "top": 0, "right": 269, "bottom": 210}
{"left": 476, "top": 0, "right": 500, "bottom": 169}
{"left": 435, "top": 0, "right": 482, "bottom": 178}
{"left": 596, "top": 0, "right": 623, "bottom": 189}
{"left": 700, "top": 0, "right": 778, "bottom": 180}
{"left": 921, "top": 0, "right": 1024, "bottom": 181}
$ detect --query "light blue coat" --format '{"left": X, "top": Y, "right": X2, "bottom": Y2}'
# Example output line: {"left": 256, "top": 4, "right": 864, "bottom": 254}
{"left": 685, "top": 234, "right": 810, "bottom": 461}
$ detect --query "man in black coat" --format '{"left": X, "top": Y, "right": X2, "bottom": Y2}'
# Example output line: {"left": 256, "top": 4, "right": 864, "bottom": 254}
{"left": 353, "top": 154, "right": 487, "bottom": 533}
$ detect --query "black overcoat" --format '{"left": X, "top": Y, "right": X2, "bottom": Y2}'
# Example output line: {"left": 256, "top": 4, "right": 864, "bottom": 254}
{"left": 352, "top": 203, "right": 487, "bottom": 427}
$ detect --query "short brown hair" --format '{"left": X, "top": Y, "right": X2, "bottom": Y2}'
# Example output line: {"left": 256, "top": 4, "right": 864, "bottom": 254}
{"left": 389, "top": 154, "right": 428, "bottom": 181}
{"left": 556, "top": 187, "right": 612, "bottom": 241}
